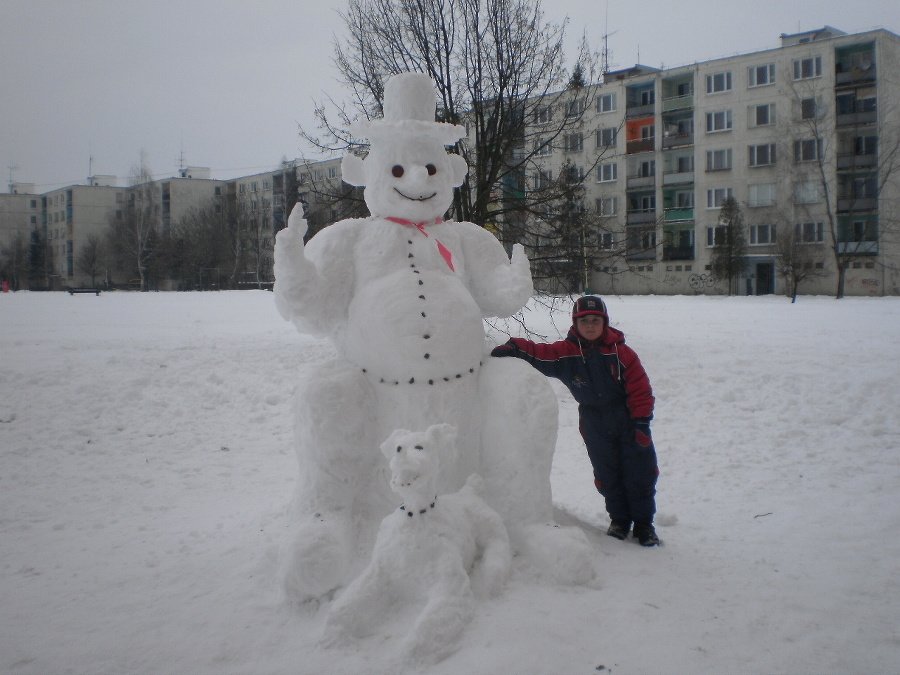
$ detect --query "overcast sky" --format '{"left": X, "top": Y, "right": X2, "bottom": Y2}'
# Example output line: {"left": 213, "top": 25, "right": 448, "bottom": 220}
{"left": 2, "top": 0, "right": 898, "bottom": 192}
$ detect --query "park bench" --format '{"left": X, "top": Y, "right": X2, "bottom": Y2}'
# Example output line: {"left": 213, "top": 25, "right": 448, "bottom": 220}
{"left": 68, "top": 288, "right": 101, "bottom": 296}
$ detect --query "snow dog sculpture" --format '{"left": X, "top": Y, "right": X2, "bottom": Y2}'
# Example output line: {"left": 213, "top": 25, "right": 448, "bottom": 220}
{"left": 275, "top": 72, "right": 593, "bottom": 603}
{"left": 322, "top": 424, "right": 510, "bottom": 663}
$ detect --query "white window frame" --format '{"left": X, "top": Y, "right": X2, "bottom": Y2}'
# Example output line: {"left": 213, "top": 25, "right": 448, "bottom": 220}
{"left": 597, "top": 162, "right": 618, "bottom": 183}
{"left": 640, "top": 124, "right": 655, "bottom": 140}
{"left": 793, "top": 56, "right": 823, "bottom": 80}
{"left": 598, "top": 231, "right": 616, "bottom": 250}
{"left": 534, "top": 105, "right": 553, "bottom": 125}
{"left": 749, "top": 223, "right": 777, "bottom": 245}
{"left": 749, "top": 103, "right": 775, "bottom": 127}
{"left": 706, "top": 110, "right": 733, "bottom": 133}
{"left": 794, "top": 138, "right": 824, "bottom": 162}
{"left": 535, "top": 140, "right": 552, "bottom": 157}
{"left": 597, "top": 127, "right": 618, "bottom": 148}
{"left": 707, "top": 187, "right": 733, "bottom": 208}
{"left": 706, "top": 148, "right": 732, "bottom": 171}
{"left": 597, "top": 93, "right": 617, "bottom": 113}
{"left": 706, "top": 71, "right": 733, "bottom": 93}
{"left": 596, "top": 196, "right": 618, "bottom": 216}
{"left": 748, "top": 183, "right": 776, "bottom": 207}
{"left": 748, "top": 143, "right": 776, "bottom": 167}
{"left": 794, "top": 180, "right": 823, "bottom": 204}
{"left": 748, "top": 63, "right": 776, "bottom": 87}
{"left": 564, "top": 133, "right": 584, "bottom": 152}
{"left": 795, "top": 221, "right": 824, "bottom": 243}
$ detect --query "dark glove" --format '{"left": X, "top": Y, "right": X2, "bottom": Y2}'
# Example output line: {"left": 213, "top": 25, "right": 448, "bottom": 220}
{"left": 633, "top": 417, "right": 652, "bottom": 447}
{"left": 490, "top": 340, "right": 520, "bottom": 358}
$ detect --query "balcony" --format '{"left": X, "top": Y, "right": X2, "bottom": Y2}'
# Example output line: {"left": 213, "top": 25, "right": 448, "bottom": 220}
{"left": 626, "top": 102, "right": 655, "bottom": 118}
{"left": 662, "top": 94, "right": 693, "bottom": 112}
{"left": 663, "top": 170, "right": 694, "bottom": 186}
{"left": 837, "top": 153, "right": 876, "bottom": 169}
{"left": 627, "top": 174, "right": 656, "bottom": 189}
{"left": 837, "top": 240, "right": 878, "bottom": 254}
{"left": 838, "top": 197, "right": 877, "bottom": 212}
{"left": 837, "top": 110, "right": 877, "bottom": 126}
{"left": 626, "top": 209, "right": 657, "bottom": 225}
{"left": 626, "top": 138, "right": 655, "bottom": 154}
{"left": 662, "top": 132, "right": 694, "bottom": 149}
{"left": 664, "top": 207, "right": 694, "bottom": 222}
{"left": 663, "top": 245, "right": 694, "bottom": 261}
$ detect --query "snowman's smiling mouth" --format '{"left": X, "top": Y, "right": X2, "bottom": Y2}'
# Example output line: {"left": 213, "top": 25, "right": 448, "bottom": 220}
{"left": 395, "top": 188, "right": 437, "bottom": 202}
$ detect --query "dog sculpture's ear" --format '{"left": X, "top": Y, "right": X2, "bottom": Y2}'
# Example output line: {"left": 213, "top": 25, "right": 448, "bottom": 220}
{"left": 381, "top": 428, "right": 412, "bottom": 460}
{"left": 426, "top": 423, "right": 457, "bottom": 451}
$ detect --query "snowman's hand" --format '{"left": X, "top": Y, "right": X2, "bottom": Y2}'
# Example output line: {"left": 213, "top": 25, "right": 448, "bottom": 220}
{"left": 274, "top": 203, "right": 317, "bottom": 322}
{"left": 503, "top": 243, "right": 534, "bottom": 298}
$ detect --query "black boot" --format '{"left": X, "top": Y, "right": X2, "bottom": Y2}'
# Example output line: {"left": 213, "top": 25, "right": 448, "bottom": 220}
{"left": 633, "top": 522, "right": 660, "bottom": 547}
{"left": 606, "top": 521, "right": 631, "bottom": 540}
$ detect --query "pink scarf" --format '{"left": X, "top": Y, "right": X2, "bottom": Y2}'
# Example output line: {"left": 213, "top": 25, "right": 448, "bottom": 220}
{"left": 385, "top": 217, "right": 455, "bottom": 272}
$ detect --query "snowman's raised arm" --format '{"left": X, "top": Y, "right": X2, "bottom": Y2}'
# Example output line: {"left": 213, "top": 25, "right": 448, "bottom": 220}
{"left": 274, "top": 203, "right": 358, "bottom": 336}
{"left": 456, "top": 222, "right": 534, "bottom": 318}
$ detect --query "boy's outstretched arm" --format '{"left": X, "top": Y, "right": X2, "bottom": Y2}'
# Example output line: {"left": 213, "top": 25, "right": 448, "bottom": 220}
{"left": 490, "top": 337, "right": 577, "bottom": 380}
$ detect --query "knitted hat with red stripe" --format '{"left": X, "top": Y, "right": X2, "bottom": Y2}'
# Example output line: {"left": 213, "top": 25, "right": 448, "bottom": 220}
{"left": 572, "top": 295, "right": 608, "bottom": 320}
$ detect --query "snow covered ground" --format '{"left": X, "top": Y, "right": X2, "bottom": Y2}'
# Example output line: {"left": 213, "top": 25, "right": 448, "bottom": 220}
{"left": 1, "top": 290, "right": 898, "bottom": 674}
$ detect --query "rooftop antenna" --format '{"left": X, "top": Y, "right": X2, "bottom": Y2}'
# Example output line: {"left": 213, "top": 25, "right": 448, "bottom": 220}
{"left": 7, "top": 165, "right": 19, "bottom": 193}
{"left": 600, "top": 0, "right": 617, "bottom": 78}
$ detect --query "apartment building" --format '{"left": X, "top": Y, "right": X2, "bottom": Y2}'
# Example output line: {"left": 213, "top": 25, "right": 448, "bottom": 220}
{"left": 522, "top": 26, "right": 900, "bottom": 296}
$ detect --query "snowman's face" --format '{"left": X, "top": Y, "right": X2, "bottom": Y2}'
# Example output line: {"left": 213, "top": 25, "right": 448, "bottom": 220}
{"left": 361, "top": 135, "right": 463, "bottom": 222}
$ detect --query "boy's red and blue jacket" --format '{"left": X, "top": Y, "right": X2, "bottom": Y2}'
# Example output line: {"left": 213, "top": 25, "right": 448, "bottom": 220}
{"left": 491, "top": 325, "right": 654, "bottom": 422}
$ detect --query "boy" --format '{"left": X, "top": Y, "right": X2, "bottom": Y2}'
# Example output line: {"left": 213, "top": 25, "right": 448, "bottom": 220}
{"left": 491, "top": 296, "right": 660, "bottom": 546}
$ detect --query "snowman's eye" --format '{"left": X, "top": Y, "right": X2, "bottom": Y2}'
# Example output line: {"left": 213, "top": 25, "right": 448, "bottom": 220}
{"left": 392, "top": 165, "right": 404, "bottom": 178}
{"left": 426, "top": 164, "right": 437, "bottom": 176}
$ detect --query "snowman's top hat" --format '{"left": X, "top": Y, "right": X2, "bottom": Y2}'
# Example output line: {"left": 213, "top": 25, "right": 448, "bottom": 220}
{"left": 351, "top": 72, "right": 467, "bottom": 146}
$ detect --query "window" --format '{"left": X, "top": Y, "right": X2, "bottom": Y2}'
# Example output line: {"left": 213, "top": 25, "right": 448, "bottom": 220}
{"left": 597, "top": 93, "right": 616, "bottom": 113}
{"left": 327, "top": 166, "right": 338, "bottom": 179}
{"left": 706, "top": 225, "right": 728, "bottom": 247}
{"left": 706, "top": 71, "right": 733, "bottom": 93}
{"left": 749, "top": 223, "right": 777, "bottom": 245}
{"left": 597, "top": 163, "right": 618, "bottom": 182}
{"left": 793, "top": 56, "right": 822, "bottom": 80}
{"left": 251, "top": 182, "right": 258, "bottom": 192}
{"left": 534, "top": 105, "right": 552, "bottom": 124}
{"left": 706, "top": 110, "right": 733, "bottom": 132}
{"left": 534, "top": 170, "right": 552, "bottom": 189}
{"left": 535, "top": 140, "right": 552, "bottom": 157}
{"left": 567, "top": 98, "right": 587, "bottom": 116}
{"left": 597, "top": 127, "right": 618, "bottom": 148}
{"left": 750, "top": 103, "right": 775, "bottom": 127}
{"left": 794, "top": 138, "right": 824, "bottom": 162}
{"left": 596, "top": 197, "right": 618, "bottom": 216}
{"left": 564, "top": 133, "right": 583, "bottom": 152}
{"left": 638, "top": 160, "right": 655, "bottom": 177}
{"left": 675, "top": 190, "right": 694, "bottom": 208}
{"left": 748, "top": 183, "right": 776, "bottom": 207}
{"left": 239, "top": 183, "right": 246, "bottom": 194}
{"left": 640, "top": 89, "right": 655, "bottom": 106}
{"left": 676, "top": 155, "right": 694, "bottom": 173}
{"left": 794, "top": 180, "right": 823, "bottom": 204}
{"left": 707, "top": 187, "right": 733, "bottom": 208}
{"left": 796, "top": 221, "right": 824, "bottom": 243}
{"left": 748, "top": 63, "right": 775, "bottom": 87}
{"left": 855, "top": 135, "right": 877, "bottom": 155}
{"left": 706, "top": 148, "right": 732, "bottom": 171}
{"left": 598, "top": 232, "right": 616, "bottom": 249}
{"left": 640, "top": 124, "right": 655, "bottom": 140}
{"left": 853, "top": 176, "right": 877, "bottom": 198}
{"left": 800, "top": 97, "right": 820, "bottom": 120}
{"left": 748, "top": 144, "right": 776, "bottom": 167}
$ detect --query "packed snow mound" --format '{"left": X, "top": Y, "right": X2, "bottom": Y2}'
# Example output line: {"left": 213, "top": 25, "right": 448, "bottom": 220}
{"left": 322, "top": 424, "right": 511, "bottom": 664}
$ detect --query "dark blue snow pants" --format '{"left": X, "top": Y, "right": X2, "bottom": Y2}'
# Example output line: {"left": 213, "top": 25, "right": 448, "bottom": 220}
{"left": 579, "top": 406, "right": 659, "bottom": 525}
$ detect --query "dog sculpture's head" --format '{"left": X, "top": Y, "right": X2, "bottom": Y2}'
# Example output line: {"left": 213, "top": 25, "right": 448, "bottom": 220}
{"left": 380, "top": 423, "right": 457, "bottom": 509}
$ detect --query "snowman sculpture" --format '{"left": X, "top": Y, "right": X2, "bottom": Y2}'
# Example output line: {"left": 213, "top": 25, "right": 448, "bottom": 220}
{"left": 275, "top": 72, "right": 593, "bottom": 603}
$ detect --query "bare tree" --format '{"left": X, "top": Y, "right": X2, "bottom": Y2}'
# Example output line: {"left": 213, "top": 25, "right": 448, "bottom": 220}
{"left": 303, "top": 0, "right": 598, "bottom": 236}
{"left": 709, "top": 196, "right": 748, "bottom": 295}
{"left": 106, "top": 153, "right": 160, "bottom": 291}
{"left": 0, "top": 230, "right": 29, "bottom": 291}
{"left": 75, "top": 233, "right": 106, "bottom": 288}
{"left": 773, "top": 220, "right": 825, "bottom": 302}
{"left": 782, "top": 56, "right": 900, "bottom": 298}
